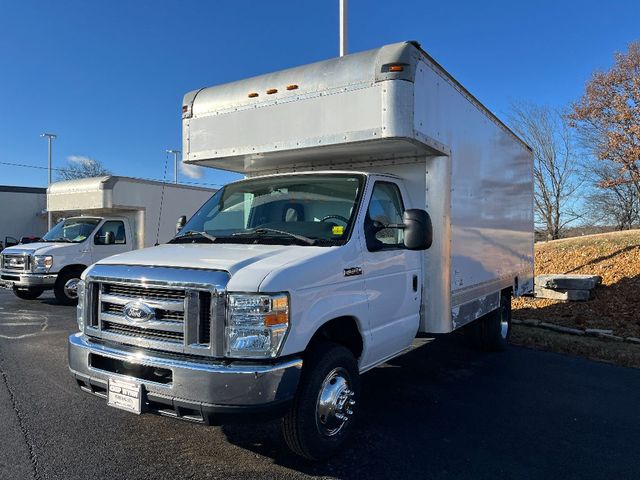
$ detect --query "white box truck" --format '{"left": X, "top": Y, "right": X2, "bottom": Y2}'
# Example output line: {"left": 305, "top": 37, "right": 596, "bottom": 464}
{"left": 1, "top": 176, "right": 214, "bottom": 304}
{"left": 68, "top": 42, "right": 534, "bottom": 459}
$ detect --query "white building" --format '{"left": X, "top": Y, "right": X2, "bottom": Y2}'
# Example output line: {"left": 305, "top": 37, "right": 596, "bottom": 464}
{"left": 0, "top": 185, "right": 47, "bottom": 248}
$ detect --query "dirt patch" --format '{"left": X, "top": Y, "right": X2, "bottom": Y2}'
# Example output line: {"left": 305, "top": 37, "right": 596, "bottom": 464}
{"left": 513, "top": 229, "right": 640, "bottom": 338}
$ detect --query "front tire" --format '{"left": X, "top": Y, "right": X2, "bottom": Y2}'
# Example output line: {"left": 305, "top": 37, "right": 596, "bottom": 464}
{"left": 281, "top": 342, "right": 360, "bottom": 461}
{"left": 13, "top": 287, "right": 44, "bottom": 300}
{"left": 54, "top": 270, "right": 82, "bottom": 306}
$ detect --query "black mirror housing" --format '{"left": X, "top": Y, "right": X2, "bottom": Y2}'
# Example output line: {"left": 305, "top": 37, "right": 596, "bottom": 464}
{"left": 403, "top": 209, "right": 432, "bottom": 250}
{"left": 176, "top": 215, "right": 187, "bottom": 234}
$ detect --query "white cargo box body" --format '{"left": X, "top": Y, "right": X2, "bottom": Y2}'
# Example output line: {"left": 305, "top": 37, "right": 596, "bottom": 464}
{"left": 182, "top": 41, "right": 534, "bottom": 333}
{"left": 47, "top": 176, "right": 215, "bottom": 248}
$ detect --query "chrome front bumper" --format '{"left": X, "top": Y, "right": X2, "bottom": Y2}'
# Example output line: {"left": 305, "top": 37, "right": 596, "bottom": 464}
{"left": 68, "top": 333, "right": 302, "bottom": 424}
{"left": 0, "top": 271, "right": 57, "bottom": 289}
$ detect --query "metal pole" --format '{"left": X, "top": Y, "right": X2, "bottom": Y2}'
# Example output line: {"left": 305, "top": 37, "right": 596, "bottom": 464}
{"left": 41, "top": 133, "right": 57, "bottom": 230}
{"left": 339, "top": 0, "right": 348, "bottom": 57}
{"left": 166, "top": 150, "right": 181, "bottom": 184}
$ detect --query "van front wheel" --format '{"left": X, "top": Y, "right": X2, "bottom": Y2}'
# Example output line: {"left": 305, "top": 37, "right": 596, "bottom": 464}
{"left": 54, "top": 270, "right": 82, "bottom": 306}
{"left": 281, "top": 342, "right": 360, "bottom": 461}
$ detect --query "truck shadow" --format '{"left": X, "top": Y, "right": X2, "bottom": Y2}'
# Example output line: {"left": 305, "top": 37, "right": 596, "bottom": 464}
{"left": 222, "top": 333, "right": 520, "bottom": 477}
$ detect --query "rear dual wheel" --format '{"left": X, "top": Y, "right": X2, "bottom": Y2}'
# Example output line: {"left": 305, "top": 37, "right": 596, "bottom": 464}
{"left": 468, "top": 290, "right": 512, "bottom": 351}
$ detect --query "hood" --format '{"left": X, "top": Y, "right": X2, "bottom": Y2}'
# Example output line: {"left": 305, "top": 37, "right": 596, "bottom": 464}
{"left": 1, "top": 242, "right": 82, "bottom": 256}
{"left": 96, "top": 243, "right": 335, "bottom": 291}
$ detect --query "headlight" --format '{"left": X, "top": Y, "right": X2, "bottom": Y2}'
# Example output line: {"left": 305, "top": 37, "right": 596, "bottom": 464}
{"left": 32, "top": 255, "right": 53, "bottom": 273}
{"left": 225, "top": 293, "right": 289, "bottom": 358}
{"left": 76, "top": 280, "right": 85, "bottom": 332}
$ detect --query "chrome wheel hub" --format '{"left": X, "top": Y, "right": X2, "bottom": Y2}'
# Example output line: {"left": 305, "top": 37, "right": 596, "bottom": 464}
{"left": 499, "top": 306, "right": 509, "bottom": 339}
{"left": 316, "top": 367, "right": 356, "bottom": 437}
{"left": 64, "top": 278, "right": 80, "bottom": 299}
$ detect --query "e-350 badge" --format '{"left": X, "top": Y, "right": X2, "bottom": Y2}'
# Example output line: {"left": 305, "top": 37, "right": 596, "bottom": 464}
{"left": 343, "top": 267, "right": 362, "bottom": 277}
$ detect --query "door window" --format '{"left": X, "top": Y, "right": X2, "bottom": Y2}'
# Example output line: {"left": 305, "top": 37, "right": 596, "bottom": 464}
{"left": 94, "top": 221, "right": 126, "bottom": 245}
{"left": 365, "top": 182, "right": 405, "bottom": 250}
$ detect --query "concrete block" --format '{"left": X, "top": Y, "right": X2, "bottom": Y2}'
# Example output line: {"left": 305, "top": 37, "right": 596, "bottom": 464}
{"left": 534, "top": 286, "right": 593, "bottom": 301}
{"left": 585, "top": 328, "right": 613, "bottom": 336}
{"left": 535, "top": 274, "right": 602, "bottom": 290}
{"left": 598, "top": 333, "right": 624, "bottom": 342}
{"left": 539, "top": 322, "right": 585, "bottom": 335}
{"left": 521, "top": 318, "right": 541, "bottom": 327}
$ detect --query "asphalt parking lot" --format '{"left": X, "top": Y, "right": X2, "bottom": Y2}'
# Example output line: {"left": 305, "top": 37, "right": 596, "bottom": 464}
{"left": 0, "top": 288, "right": 638, "bottom": 480}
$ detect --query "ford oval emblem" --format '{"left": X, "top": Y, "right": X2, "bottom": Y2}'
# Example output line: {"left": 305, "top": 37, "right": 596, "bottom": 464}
{"left": 123, "top": 302, "right": 155, "bottom": 322}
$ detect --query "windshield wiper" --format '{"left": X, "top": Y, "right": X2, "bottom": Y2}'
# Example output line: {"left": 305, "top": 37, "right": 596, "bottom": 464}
{"left": 171, "top": 230, "right": 218, "bottom": 243}
{"left": 44, "top": 238, "right": 73, "bottom": 243}
{"left": 232, "top": 228, "right": 316, "bottom": 246}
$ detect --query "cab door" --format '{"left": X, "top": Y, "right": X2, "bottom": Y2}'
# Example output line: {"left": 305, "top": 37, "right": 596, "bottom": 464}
{"left": 91, "top": 220, "right": 130, "bottom": 263}
{"left": 360, "top": 180, "right": 422, "bottom": 368}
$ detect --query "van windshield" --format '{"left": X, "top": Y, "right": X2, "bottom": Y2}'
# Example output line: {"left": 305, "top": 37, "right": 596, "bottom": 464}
{"left": 173, "top": 174, "right": 365, "bottom": 246}
{"left": 42, "top": 218, "right": 101, "bottom": 243}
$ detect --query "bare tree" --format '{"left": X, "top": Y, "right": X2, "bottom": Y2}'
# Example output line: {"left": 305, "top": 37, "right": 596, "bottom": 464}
{"left": 569, "top": 42, "right": 640, "bottom": 197}
{"left": 585, "top": 162, "right": 640, "bottom": 230}
{"left": 508, "top": 102, "right": 583, "bottom": 239}
{"left": 57, "top": 156, "right": 111, "bottom": 180}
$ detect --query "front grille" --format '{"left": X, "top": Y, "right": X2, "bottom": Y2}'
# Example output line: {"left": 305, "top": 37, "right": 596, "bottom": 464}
{"left": 1, "top": 254, "right": 29, "bottom": 272}
{"left": 88, "top": 280, "right": 219, "bottom": 355}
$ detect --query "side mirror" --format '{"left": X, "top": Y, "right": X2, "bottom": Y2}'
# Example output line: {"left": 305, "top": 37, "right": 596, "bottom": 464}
{"left": 104, "top": 231, "right": 115, "bottom": 245}
{"left": 403, "top": 209, "right": 432, "bottom": 250}
{"left": 5, "top": 236, "right": 19, "bottom": 248}
{"left": 176, "top": 215, "right": 187, "bottom": 234}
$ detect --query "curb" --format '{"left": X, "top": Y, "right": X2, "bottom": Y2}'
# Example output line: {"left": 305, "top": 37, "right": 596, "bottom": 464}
{"left": 512, "top": 318, "right": 640, "bottom": 345}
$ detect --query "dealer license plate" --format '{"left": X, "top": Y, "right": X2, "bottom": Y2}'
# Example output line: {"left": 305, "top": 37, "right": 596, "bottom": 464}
{"left": 0, "top": 279, "right": 13, "bottom": 289}
{"left": 107, "top": 378, "right": 142, "bottom": 414}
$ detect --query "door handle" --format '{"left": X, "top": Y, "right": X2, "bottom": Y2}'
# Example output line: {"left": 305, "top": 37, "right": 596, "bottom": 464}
{"left": 412, "top": 275, "right": 418, "bottom": 292}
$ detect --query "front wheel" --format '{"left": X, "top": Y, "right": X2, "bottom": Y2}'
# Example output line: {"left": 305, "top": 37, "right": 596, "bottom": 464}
{"left": 13, "top": 287, "right": 44, "bottom": 300}
{"left": 281, "top": 342, "right": 360, "bottom": 461}
{"left": 54, "top": 270, "right": 82, "bottom": 306}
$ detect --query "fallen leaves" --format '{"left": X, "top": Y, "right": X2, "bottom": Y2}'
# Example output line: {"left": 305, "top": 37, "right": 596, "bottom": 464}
{"left": 513, "top": 230, "right": 640, "bottom": 337}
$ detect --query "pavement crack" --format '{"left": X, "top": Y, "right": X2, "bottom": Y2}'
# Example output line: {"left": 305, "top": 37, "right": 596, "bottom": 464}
{"left": 0, "top": 355, "right": 41, "bottom": 480}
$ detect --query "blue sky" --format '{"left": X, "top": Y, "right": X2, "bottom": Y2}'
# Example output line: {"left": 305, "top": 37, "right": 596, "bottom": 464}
{"left": 1, "top": 0, "right": 638, "bottom": 188}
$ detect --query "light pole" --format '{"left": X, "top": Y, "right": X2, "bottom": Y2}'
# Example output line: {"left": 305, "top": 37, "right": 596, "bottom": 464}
{"left": 41, "top": 133, "right": 57, "bottom": 230}
{"left": 166, "top": 149, "right": 181, "bottom": 184}
{"left": 339, "top": 0, "right": 348, "bottom": 57}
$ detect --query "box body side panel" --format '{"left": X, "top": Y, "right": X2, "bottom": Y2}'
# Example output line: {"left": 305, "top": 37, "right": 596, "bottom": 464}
{"left": 414, "top": 59, "right": 534, "bottom": 330}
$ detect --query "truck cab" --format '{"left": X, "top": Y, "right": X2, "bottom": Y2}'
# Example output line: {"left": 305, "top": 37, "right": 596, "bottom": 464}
{"left": 0, "top": 216, "right": 132, "bottom": 304}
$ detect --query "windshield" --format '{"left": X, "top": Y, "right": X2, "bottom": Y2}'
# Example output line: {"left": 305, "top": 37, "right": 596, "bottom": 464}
{"left": 42, "top": 218, "right": 101, "bottom": 243}
{"left": 174, "top": 174, "right": 365, "bottom": 246}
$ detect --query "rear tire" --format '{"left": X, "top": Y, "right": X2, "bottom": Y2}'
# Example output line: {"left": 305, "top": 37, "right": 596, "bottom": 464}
{"left": 281, "top": 342, "right": 360, "bottom": 461}
{"left": 13, "top": 287, "right": 44, "bottom": 300}
{"left": 468, "top": 290, "right": 512, "bottom": 351}
{"left": 54, "top": 269, "right": 83, "bottom": 306}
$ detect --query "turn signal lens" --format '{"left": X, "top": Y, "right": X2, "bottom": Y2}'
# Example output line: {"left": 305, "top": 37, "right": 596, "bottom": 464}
{"left": 286, "top": 84, "right": 299, "bottom": 91}
{"left": 266, "top": 88, "right": 278, "bottom": 95}
{"left": 389, "top": 65, "right": 404, "bottom": 72}
{"left": 248, "top": 92, "right": 259, "bottom": 98}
